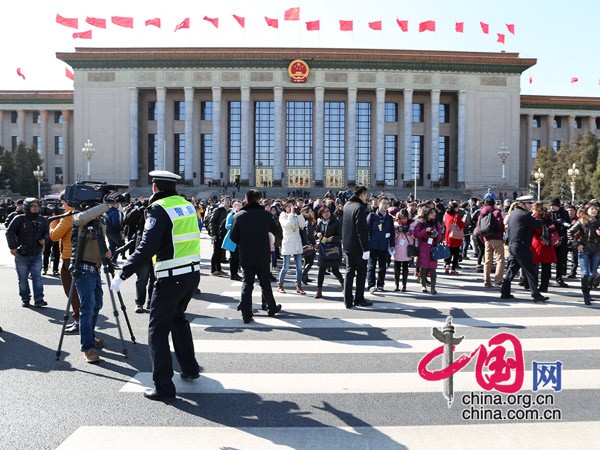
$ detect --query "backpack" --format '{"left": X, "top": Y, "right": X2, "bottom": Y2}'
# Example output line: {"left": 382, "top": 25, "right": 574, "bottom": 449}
{"left": 479, "top": 211, "right": 498, "bottom": 237}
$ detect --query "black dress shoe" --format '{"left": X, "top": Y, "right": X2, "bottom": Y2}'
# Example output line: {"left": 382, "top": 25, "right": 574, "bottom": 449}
{"left": 231, "top": 275, "right": 243, "bottom": 281}
{"left": 354, "top": 300, "right": 373, "bottom": 307}
{"left": 268, "top": 304, "right": 282, "bottom": 317}
{"left": 500, "top": 294, "right": 515, "bottom": 299}
{"left": 345, "top": 304, "right": 354, "bottom": 309}
{"left": 533, "top": 295, "right": 549, "bottom": 302}
{"left": 557, "top": 280, "right": 569, "bottom": 288}
{"left": 243, "top": 315, "right": 254, "bottom": 324}
{"left": 261, "top": 303, "right": 268, "bottom": 311}
{"left": 143, "top": 389, "right": 175, "bottom": 402}
{"left": 180, "top": 372, "right": 200, "bottom": 380}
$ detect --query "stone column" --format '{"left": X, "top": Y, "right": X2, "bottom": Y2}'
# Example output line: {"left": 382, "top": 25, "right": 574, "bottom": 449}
{"left": 346, "top": 87, "right": 357, "bottom": 184}
{"left": 567, "top": 115, "right": 575, "bottom": 145}
{"left": 588, "top": 116, "right": 596, "bottom": 131}
{"left": 430, "top": 89, "right": 441, "bottom": 183}
{"left": 211, "top": 86, "right": 222, "bottom": 181}
{"left": 402, "top": 89, "right": 414, "bottom": 183}
{"left": 525, "top": 114, "right": 533, "bottom": 176}
{"left": 0, "top": 110, "right": 4, "bottom": 149}
{"left": 184, "top": 87, "right": 194, "bottom": 182}
{"left": 546, "top": 115, "right": 554, "bottom": 150}
{"left": 240, "top": 86, "right": 251, "bottom": 184}
{"left": 61, "top": 110, "right": 71, "bottom": 184}
{"left": 273, "top": 87, "right": 284, "bottom": 185}
{"left": 314, "top": 87, "right": 325, "bottom": 184}
{"left": 457, "top": 90, "right": 467, "bottom": 187}
{"left": 156, "top": 87, "right": 166, "bottom": 170}
{"left": 40, "top": 110, "right": 50, "bottom": 180}
{"left": 17, "top": 110, "right": 25, "bottom": 144}
{"left": 375, "top": 88, "right": 386, "bottom": 185}
{"left": 130, "top": 88, "right": 139, "bottom": 185}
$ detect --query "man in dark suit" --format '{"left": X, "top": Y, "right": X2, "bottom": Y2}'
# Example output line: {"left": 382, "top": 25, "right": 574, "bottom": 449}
{"left": 341, "top": 185, "right": 372, "bottom": 309}
{"left": 230, "top": 189, "right": 282, "bottom": 324}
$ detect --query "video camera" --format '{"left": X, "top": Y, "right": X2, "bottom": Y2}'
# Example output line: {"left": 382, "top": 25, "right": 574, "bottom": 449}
{"left": 64, "top": 181, "right": 130, "bottom": 208}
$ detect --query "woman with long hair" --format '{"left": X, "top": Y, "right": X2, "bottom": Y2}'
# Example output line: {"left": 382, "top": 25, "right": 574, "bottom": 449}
{"left": 300, "top": 205, "right": 317, "bottom": 285}
{"left": 278, "top": 200, "right": 306, "bottom": 294}
{"left": 443, "top": 201, "right": 465, "bottom": 275}
{"left": 413, "top": 207, "right": 443, "bottom": 294}
{"left": 530, "top": 201, "right": 557, "bottom": 293}
{"left": 568, "top": 202, "right": 600, "bottom": 305}
{"left": 313, "top": 205, "right": 345, "bottom": 298}
{"left": 392, "top": 209, "right": 416, "bottom": 292}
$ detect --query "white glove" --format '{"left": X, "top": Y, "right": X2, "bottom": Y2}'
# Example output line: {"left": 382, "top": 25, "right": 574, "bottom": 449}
{"left": 388, "top": 248, "right": 395, "bottom": 256}
{"left": 362, "top": 251, "right": 370, "bottom": 260}
{"left": 385, "top": 233, "right": 391, "bottom": 238}
{"left": 111, "top": 273, "right": 125, "bottom": 292}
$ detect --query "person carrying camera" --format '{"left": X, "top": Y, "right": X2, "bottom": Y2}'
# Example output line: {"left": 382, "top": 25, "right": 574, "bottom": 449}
{"left": 5, "top": 197, "right": 49, "bottom": 307}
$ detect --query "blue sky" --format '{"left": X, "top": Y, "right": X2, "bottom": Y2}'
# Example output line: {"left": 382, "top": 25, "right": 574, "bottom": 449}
{"left": 2, "top": 0, "right": 598, "bottom": 97}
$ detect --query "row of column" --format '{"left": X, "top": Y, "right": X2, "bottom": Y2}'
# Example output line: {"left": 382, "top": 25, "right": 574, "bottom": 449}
{"left": 137, "top": 86, "right": 467, "bottom": 186}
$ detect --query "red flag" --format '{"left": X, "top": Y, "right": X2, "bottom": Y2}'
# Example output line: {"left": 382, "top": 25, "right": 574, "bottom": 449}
{"left": 145, "top": 18, "right": 161, "bottom": 28}
{"left": 232, "top": 15, "right": 245, "bottom": 28}
{"left": 418, "top": 20, "right": 435, "bottom": 32}
{"left": 111, "top": 16, "right": 133, "bottom": 28}
{"left": 265, "top": 17, "right": 279, "bottom": 28}
{"left": 306, "top": 20, "right": 320, "bottom": 31}
{"left": 368, "top": 21, "right": 382, "bottom": 31}
{"left": 506, "top": 23, "right": 515, "bottom": 35}
{"left": 65, "top": 68, "right": 75, "bottom": 81}
{"left": 16, "top": 68, "right": 26, "bottom": 80}
{"left": 86, "top": 17, "right": 106, "bottom": 29}
{"left": 339, "top": 20, "right": 353, "bottom": 31}
{"left": 455, "top": 22, "right": 464, "bottom": 33}
{"left": 395, "top": 19, "right": 408, "bottom": 32}
{"left": 529, "top": 76, "right": 533, "bottom": 85}
{"left": 203, "top": 16, "right": 219, "bottom": 28}
{"left": 175, "top": 18, "right": 190, "bottom": 31}
{"left": 497, "top": 33, "right": 505, "bottom": 44}
{"left": 72, "top": 30, "right": 92, "bottom": 39}
{"left": 284, "top": 7, "right": 300, "bottom": 21}
{"left": 480, "top": 21, "right": 489, "bottom": 34}
{"left": 571, "top": 77, "right": 579, "bottom": 83}
{"left": 56, "top": 14, "right": 78, "bottom": 29}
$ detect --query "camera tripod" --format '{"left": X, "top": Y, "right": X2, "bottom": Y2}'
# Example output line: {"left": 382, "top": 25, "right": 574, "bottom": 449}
{"left": 55, "top": 216, "right": 136, "bottom": 361}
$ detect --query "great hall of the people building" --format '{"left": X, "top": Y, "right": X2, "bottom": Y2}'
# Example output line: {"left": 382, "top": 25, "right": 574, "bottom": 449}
{"left": 0, "top": 47, "right": 599, "bottom": 190}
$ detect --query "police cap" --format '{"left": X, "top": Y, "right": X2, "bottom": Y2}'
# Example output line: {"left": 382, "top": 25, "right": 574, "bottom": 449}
{"left": 149, "top": 170, "right": 181, "bottom": 183}
{"left": 516, "top": 195, "right": 534, "bottom": 204}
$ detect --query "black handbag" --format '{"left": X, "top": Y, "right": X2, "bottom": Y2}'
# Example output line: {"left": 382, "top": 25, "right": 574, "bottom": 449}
{"left": 407, "top": 242, "right": 419, "bottom": 258}
{"left": 318, "top": 242, "right": 341, "bottom": 260}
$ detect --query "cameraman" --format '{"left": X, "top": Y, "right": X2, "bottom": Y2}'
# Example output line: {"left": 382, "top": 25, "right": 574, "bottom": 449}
{"left": 5, "top": 198, "right": 49, "bottom": 307}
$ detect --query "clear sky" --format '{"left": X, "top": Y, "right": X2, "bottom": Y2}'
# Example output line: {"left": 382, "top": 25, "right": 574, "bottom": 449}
{"left": 2, "top": 0, "right": 598, "bottom": 97}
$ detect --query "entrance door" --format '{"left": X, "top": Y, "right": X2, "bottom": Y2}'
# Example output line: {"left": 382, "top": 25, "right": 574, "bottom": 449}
{"left": 287, "top": 168, "right": 312, "bottom": 187}
{"left": 255, "top": 168, "right": 273, "bottom": 187}
{"left": 325, "top": 169, "right": 344, "bottom": 188}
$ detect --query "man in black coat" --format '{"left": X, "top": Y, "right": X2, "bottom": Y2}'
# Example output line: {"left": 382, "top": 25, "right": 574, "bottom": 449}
{"left": 500, "top": 195, "right": 547, "bottom": 302}
{"left": 548, "top": 197, "right": 571, "bottom": 288}
{"left": 230, "top": 189, "right": 282, "bottom": 324}
{"left": 209, "top": 196, "right": 230, "bottom": 275}
{"left": 341, "top": 185, "right": 372, "bottom": 308}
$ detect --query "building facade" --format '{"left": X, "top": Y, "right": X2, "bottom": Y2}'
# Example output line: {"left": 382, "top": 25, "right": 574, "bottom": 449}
{"left": 0, "top": 48, "right": 599, "bottom": 191}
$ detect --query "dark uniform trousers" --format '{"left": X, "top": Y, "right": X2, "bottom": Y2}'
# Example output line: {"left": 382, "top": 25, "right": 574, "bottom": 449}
{"left": 240, "top": 264, "right": 277, "bottom": 317}
{"left": 344, "top": 252, "right": 367, "bottom": 307}
{"left": 148, "top": 270, "right": 200, "bottom": 394}
{"left": 367, "top": 249, "right": 388, "bottom": 288}
{"left": 501, "top": 243, "right": 541, "bottom": 297}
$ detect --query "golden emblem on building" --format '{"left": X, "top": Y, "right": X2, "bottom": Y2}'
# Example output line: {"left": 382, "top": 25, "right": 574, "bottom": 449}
{"left": 288, "top": 59, "right": 310, "bottom": 83}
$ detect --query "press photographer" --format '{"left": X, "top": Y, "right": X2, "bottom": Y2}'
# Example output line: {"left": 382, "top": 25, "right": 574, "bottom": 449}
{"left": 5, "top": 197, "right": 49, "bottom": 307}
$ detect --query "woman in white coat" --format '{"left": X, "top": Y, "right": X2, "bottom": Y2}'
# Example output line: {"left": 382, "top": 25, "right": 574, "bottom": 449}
{"left": 278, "top": 200, "right": 307, "bottom": 294}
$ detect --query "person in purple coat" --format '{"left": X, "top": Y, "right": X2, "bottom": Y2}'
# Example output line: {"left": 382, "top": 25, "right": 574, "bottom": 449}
{"left": 413, "top": 207, "right": 443, "bottom": 294}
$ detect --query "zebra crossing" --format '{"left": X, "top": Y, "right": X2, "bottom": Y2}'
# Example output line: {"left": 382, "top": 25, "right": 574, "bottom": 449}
{"left": 57, "top": 237, "right": 600, "bottom": 449}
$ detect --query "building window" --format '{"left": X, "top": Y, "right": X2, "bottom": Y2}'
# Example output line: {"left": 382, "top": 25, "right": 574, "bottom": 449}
{"left": 255, "top": 101, "right": 275, "bottom": 166}
{"left": 54, "top": 136, "right": 63, "bottom": 155}
{"left": 228, "top": 101, "right": 241, "bottom": 167}
{"left": 55, "top": 167, "right": 63, "bottom": 185}
{"left": 553, "top": 117, "right": 562, "bottom": 128}
{"left": 147, "top": 101, "right": 157, "bottom": 121}
{"left": 174, "top": 133, "right": 185, "bottom": 178}
{"left": 32, "top": 112, "right": 41, "bottom": 124}
{"left": 201, "top": 134, "right": 213, "bottom": 183}
{"left": 174, "top": 101, "right": 185, "bottom": 121}
{"left": 324, "top": 102, "right": 345, "bottom": 167}
{"left": 574, "top": 117, "right": 581, "bottom": 129}
{"left": 438, "top": 136, "right": 449, "bottom": 185}
{"left": 33, "top": 136, "right": 41, "bottom": 153}
{"left": 54, "top": 111, "right": 63, "bottom": 124}
{"left": 439, "top": 104, "right": 450, "bottom": 123}
{"left": 552, "top": 140, "right": 561, "bottom": 152}
{"left": 412, "top": 103, "right": 424, "bottom": 123}
{"left": 384, "top": 135, "right": 397, "bottom": 186}
{"left": 532, "top": 140, "right": 540, "bottom": 159}
{"left": 286, "top": 101, "right": 313, "bottom": 167}
{"left": 411, "top": 135, "right": 424, "bottom": 182}
{"left": 356, "top": 102, "right": 371, "bottom": 169}
{"left": 11, "top": 111, "right": 18, "bottom": 124}
{"left": 384, "top": 102, "right": 398, "bottom": 122}
{"left": 11, "top": 136, "right": 18, "bottom": 150}
{"left": 532, "top": 116, "right": 541, "bottom": 128}
{"left": 201, "top": 101, "right": 213, "bottom": 121}
{"left": 148, "top": 134, "right": 158, "bottom": 172}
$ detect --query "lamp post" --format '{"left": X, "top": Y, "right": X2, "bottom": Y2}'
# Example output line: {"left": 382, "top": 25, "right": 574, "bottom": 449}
{"left": 533, "top": 167, "right": 544, "bottom": 201}
{"left": 498, "top": 143, "right": 510, "bottom": 184}
{"left": 82, "top": 139, "right": 95, "bottom": 180}
{"left": 33, "top": 165, "right": 44, "bottom": 199}
{"left": 568, "top": 163, "right": 580, "bottom": 203}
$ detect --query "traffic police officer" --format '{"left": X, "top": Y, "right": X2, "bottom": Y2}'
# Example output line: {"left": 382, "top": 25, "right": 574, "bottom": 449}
{"left": 500, "top": 195, "right": 548, "bottom": 302}
{"left": 111, "top": 170, "right": 201, "bottom": 401}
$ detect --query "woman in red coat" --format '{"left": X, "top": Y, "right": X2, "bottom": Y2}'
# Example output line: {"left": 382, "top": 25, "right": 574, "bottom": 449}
{"left": 531, "top": 202, "right": 557, "bottom": 292}
{"left": 443, "top": 202, "right": 466, "bottom": 275}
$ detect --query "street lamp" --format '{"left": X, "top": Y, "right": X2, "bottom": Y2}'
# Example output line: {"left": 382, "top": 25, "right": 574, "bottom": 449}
{"left": 568, "top": 163, "right": 580, "bottom": 203}
{"left": 82, "top": 139, "right": 95, "bottom": 180}
{"left": 33, "top": 165, "right": 44, "bottom": 199}
{"left": 498, "top": 143, "right": 510, "bottom": 184}
{"left": 533, "top": 167, "right": 544, "bottom": 201}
